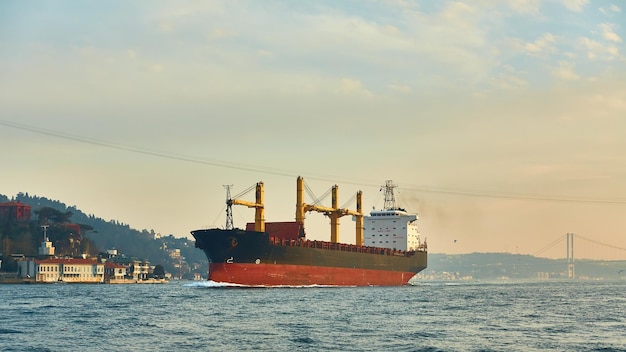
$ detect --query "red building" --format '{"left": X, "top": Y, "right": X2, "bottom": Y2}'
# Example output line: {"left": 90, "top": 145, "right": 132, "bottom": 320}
{"left": 0, "top": 202, "right": 32, "bottom": 221}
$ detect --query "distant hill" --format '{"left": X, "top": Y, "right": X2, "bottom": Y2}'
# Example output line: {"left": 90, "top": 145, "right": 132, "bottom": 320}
{"left": 0, "top": 192, "right": 207, "bottom": 278}
{"left": 424, "top": 253, "right": 626, "bottom": 280}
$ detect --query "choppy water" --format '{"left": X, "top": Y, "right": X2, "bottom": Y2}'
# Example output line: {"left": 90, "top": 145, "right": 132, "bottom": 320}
{"left": 0, "top": 280, "right": 624, "bottom": 351}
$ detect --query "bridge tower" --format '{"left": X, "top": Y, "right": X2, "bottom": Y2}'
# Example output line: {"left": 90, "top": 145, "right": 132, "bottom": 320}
{"left": 566, "top": 233, "right": 575, "bottom": 279}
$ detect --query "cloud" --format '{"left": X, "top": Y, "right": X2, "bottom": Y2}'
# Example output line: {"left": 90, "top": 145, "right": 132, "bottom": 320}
{"left": 257, "top": 50, "right": 275, "bottom": 59}
{"left": 388, "top": 83, "right": 412, "bottom": 94}
{"left": 599, "top": 4, "right": 621, "bottom": 15}
{"left": 440, "top": 1, "right": 475, "bottom": 22}
{"left": 509, "top": 0, "right": 541, "bottom": 15}
{"left": 580, "top": 37, "right": 620, "bottom": 60}
{"left": 158, "top": 20, "right": 174, "bottom": 33}
{"left": 599, "top": 23, "right": 622, "bottom": 43}
{"left": 552, "top": 61, "right": 579, "bottom": 80}
{"left": 562, "top": 0, "right": 589, "bottom": 12}
{"left": 208, "top": 28, "right": 236, "bottom": 39}
{"left": 338, "top": 78, "right": 372, "bottom": 96}
{"left": 524, "top": 33, "right": 558, "bottom": 56}
{"left": 584, "top": 91, "right": 626, "bottom": 117}
{"left": 489, "top": 66, "right": 528, "bottom": 90}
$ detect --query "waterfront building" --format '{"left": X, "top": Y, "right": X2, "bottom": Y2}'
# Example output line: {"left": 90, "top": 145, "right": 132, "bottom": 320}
{"left": 17, "top": 258, "right": 105, "bottom": 283}
{"left": 110, "top": 257, "right": 151, "bottom": 281}
{"left": 104, "top": 261, "right": 127, "bottom": 281}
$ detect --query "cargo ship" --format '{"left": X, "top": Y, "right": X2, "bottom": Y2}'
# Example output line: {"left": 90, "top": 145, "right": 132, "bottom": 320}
{"left": 191, "top": 177, "right": 427, "bottom": 286}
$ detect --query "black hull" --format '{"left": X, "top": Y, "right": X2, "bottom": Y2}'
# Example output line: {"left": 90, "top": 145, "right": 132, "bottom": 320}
{"left": 192, "top": 228, "right": 427, "bottom": 285}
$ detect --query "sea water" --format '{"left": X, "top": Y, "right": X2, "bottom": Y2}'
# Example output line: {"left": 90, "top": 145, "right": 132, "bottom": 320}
{"left": 0, "top": 280, "right": 624, "bottom": 351}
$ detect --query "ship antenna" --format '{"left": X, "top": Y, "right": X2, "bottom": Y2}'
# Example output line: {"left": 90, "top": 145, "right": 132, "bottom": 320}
{"left": 224, "top": 185, "right": 234, "bottom": 230}
{"left": 382, "top": 180, "right": 397, "bottom": 210}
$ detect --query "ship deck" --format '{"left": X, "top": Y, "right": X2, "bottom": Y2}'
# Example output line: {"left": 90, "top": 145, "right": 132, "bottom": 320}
{"left": 269, "top": 237, "right": 427, "bottom": 258}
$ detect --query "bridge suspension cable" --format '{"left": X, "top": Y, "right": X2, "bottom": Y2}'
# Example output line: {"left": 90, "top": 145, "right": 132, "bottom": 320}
{"left": 573, "top": 234, "right": 626, "bottom": 256}
{"left": 533, "top": 235, "right": 566, "bottom": 257}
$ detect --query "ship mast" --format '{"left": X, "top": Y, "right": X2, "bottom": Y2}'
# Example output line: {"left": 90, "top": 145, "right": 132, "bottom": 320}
{"left": 223, "top": 182, "right": 265, "bottom": 232}
{"left": 224, "top": 185, "right": 234, "bottom": 230}
{"left": 382, "top": 180, "right": 398, "bottom": 210}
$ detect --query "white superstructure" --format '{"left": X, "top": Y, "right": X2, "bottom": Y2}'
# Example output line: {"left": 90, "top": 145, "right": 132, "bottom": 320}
{"left": 363, "top": 181, "right": 422, "bottom": 251}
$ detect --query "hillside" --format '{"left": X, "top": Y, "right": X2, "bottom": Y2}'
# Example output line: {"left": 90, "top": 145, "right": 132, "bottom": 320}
{"left": 0, "top": 192, "right": 207, "bottom": 278}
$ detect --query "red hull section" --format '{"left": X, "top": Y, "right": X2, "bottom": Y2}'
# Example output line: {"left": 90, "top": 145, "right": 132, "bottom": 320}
{"left": 209, "top": 263, "right": 415, "bottom": 286}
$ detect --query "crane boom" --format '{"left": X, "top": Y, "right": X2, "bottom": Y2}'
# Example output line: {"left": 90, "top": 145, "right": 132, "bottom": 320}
{"left": 225, "top": 182, "right": 265, "bottom": 232}
{"left": 295, "top": 176, "right": 363, "bottom": 244}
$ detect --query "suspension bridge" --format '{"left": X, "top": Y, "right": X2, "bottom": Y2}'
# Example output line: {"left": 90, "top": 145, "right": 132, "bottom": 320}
{"left": 532, "top": 233, "right": 626, "bottom": 279}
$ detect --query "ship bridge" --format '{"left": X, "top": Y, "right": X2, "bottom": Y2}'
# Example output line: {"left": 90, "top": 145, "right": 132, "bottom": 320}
{"left": 363, "top": 181, "right": 423, "bottom": 252}
{"left": 369, "top": 209, "right": 416, "bottom": 219}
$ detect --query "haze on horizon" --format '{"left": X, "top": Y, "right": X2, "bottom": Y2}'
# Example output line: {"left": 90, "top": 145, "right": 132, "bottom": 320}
{"left": 1, "top": 1, "right": 625, "bottom": 260}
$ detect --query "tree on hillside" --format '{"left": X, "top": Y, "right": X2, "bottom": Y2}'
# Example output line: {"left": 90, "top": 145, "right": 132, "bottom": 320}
{"left": 79, "top": 237, "right": 99, "bottom": 257}
{"left": 79, "top": 224, "right": 95, "bottom": 233}
{"left": 35, "top": 207, "right": 73, "bottom": 224}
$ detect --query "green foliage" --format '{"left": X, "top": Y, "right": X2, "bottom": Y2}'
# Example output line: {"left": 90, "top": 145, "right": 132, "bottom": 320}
{"left": 1, "top": 216, "right": 39, "bottom": 256}
{"left": 35, "top": 207, "right": 72, "bottom": 224}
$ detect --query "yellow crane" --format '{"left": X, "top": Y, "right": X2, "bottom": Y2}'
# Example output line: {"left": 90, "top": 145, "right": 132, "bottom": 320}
{"left": 225, "top": 181, "right": 265, "bottom": 232}
{"left": 295, "top": 176, "right": 364, "bottom": 245}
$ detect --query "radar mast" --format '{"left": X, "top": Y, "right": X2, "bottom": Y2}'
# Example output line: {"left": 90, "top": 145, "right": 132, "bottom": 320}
{"left": 382, "top": 180, "right": 398, "bottom": 210}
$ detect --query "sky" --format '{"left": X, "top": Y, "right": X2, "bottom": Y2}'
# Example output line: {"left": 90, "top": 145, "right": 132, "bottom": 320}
{"left": 1, "top": 0, "right": 625, "bottom": 260}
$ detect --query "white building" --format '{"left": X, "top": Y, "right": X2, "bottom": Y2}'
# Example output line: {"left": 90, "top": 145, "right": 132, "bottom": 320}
{"left": 110, "top": 258, "right": 151, "bottom": 281}
{"left": 18, "top": 258, "right": 105, "bottom": 283}
{"left": 104, "top": 261, "right": 128, "bottom": 282}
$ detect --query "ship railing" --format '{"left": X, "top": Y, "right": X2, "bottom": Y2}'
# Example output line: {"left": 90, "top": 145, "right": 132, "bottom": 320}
{"left": 268, "top": 236, "right": 420, "bottom": 257}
